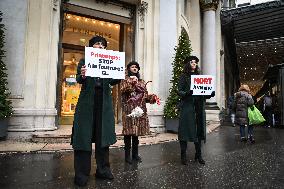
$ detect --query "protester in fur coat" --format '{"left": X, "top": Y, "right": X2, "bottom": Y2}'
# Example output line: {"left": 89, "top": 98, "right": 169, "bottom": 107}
{"left": 121, "top": 61, "right": 157, "bottom": 164}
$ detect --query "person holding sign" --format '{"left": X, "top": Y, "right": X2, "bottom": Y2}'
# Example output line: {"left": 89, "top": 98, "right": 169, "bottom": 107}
{"left": 120, "top": 61, "right": 158, "bottom": 164}
{"left": 71, "top": 36, "right": 121, "bottom": 186}
{"left": 177, "top": 56, "right": 215, "bottom": 165}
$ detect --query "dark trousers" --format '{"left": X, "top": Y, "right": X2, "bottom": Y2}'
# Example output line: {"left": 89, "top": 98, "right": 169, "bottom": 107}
{"left": 74, "top": 150, "right": 92, "bottom": 183}
{"left": 194, "top": 140, "right": 202, "bottom": 157}
{"left": 74, "top": 146, "right": 110, "bottom": 181}
{"left": 124, "top": 135, "right": 139, "bottom": 157}
{"left": 74, "top": 88, "right": 110, "bottom": 181}
{"left": 179, "top": 139, "right": 202, "bottom": 157}
{"left": 264, "top": 106, "right": 273, "bottom": 126}
{"left": 240, "top": 125, "right": 253, "bottom": 138}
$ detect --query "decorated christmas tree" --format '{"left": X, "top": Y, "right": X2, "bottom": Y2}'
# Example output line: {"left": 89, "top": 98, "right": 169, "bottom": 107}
{"left": 0, "top": 12, "right": 13, "bottom": 119}
{"left": 164, "top": 28, "right": 192, "bottom": 119}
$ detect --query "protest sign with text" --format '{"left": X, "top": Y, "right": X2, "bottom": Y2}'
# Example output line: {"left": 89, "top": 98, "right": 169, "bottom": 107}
{"left": 85, "top": 47, "right": 125, "bottom": 79}
{"left": 190, "top": 75, "right": 215, "bottom": 95}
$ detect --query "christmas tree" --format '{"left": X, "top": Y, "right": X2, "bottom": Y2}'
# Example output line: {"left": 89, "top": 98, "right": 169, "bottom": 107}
{"left": 0, "top": 12, "right": 13, "bottom": 119}
{"left": 164, "top": 28, "right": 192, "bottom": 119}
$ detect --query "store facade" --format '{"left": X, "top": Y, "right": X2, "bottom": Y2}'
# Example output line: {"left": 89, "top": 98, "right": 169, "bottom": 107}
{"left": 59, "top": 1, "right": 135, "bottom": 125}
{"left": 1, "top": 0, "right": 224, "bottom": 138}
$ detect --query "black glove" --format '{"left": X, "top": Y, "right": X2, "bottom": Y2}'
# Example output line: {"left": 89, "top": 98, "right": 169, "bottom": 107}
{"left": 250, "top": 106, "right": 254, "bottom": 111}
{"left": 210, "top": 91, "right": 215, "bottom": 98}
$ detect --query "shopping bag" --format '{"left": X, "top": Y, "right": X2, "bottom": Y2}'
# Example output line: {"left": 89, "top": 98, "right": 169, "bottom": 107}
{"left": 248, "top": 105, "right": 266, "bottom": 125}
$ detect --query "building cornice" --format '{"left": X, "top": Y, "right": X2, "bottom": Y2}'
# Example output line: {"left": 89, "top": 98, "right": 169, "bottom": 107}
{"left": 221, "top": 1, "right": 284, "bottom": 25}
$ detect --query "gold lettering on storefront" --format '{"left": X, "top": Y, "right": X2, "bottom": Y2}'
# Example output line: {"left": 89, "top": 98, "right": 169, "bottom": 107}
{"left": 66, "top": 27, "right": 112, "bottom": 39}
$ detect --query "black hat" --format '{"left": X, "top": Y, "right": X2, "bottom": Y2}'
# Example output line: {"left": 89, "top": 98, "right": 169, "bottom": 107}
{"left": 127, "top": 61, "right": 140, "bottom": 71}
{"left": 89, "top": 36, "right": 107, "bottom": 48}
{"left": 184, "top": 56, "right": 199, "bottom": 64}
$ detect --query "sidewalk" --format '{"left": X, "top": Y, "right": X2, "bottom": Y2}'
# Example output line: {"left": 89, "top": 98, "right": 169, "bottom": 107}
{"left": 0, "top": 123, "right": 220, "bottom": 154}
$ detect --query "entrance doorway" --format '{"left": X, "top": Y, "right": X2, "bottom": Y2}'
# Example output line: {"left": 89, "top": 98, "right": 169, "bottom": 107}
{"left": 59, "top": 12, "right": 133, "bottom": 125}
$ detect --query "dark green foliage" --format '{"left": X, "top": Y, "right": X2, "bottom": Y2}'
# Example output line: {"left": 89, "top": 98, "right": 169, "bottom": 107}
{"left": 164, "top": 28, "right": 192, "bottom": 119}
{"left": 0, "top": 12, "right": 13, "bottom": 119}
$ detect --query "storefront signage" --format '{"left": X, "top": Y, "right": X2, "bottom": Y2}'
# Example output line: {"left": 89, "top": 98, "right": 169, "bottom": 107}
{"left": 85, "top": 47, "right": 125, "bottom": 79}
{"left": 190, "top": 75, "right": 215, "bottom": 95}
{"left": 66, "top": 27, "right": 112, "bottom": 39}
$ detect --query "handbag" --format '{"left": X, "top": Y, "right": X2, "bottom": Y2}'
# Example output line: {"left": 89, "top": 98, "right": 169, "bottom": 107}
{"left": 248, "top": 105, "right": 266, "bottom": 125}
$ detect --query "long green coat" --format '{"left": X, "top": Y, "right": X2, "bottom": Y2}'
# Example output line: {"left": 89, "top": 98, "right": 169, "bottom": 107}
{"left": 71, "top": 59, "right": 121, "bottom": 151}
{"left": 178, "top": 73, "right": 207, "bottom": 142}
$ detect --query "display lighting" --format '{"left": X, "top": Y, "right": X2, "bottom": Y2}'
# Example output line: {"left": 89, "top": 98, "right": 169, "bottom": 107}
{"left": 65, "top": 14, "right": 119, "bottom": 29}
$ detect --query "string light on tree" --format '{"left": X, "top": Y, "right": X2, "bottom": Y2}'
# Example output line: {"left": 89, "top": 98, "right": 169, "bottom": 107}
{"left": 164, "top": 28, "right": 193, "bottom": 119}
{"left": 0, "top": 11, "right": 13, "bottom": 119}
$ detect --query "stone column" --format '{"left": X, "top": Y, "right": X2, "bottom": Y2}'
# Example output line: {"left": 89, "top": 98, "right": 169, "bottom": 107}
{"left": 136, "top": 0, "right": 165, "bottom": 132}
{"left": 200, "top": 0, "right": 219, "bottom": 109}
{"left": 7, "top": 0, "right": 61, "bottom": 134}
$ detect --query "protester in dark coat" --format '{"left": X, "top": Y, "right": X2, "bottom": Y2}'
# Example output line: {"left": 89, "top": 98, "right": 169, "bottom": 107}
{"left": 178, "top": 56, "right": 215, "bottom": 165}
{"left": 233, "top": 84, "right": 254, "bottom": 142}
{"left": 120, "top": 61, "right": 157, "bottom": 164}
{"left": 228, "top": 95, "right": 236, "bottom": 127}
{"left": 71, "top": 36, "right": 121, "bottom": 186}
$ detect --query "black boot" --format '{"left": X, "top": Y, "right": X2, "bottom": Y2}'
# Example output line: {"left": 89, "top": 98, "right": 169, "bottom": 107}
{"left": 194, "top": 140, "right": 205, "bottom": 165}
{"left": 124, "top": 136, "right": 132, "bottom": 164}
{"left": 179, "top": 141, "right": 187, "bottom": 165}
{"left": 95, "top": 147, "right": 114, "bottom": 180}
{"left": 74, "top": 150, "right": 91, "bottom": 186}
{"left": 132, "top": 136, "right": 142, "bottom": 162}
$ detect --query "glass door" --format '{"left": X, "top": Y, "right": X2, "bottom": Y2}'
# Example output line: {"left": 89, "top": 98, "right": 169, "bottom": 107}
{"left": 59, "top": 13, "right": 121, "bottom": 125}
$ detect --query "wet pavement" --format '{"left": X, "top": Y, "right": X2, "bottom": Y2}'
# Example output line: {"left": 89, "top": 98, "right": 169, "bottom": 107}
{"left": 0, "top": 126, "right": 283, "bottom": 189}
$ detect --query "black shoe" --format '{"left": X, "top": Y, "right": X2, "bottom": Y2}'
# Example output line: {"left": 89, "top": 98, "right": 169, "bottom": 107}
{"left": 195, "top": 154, "right": 205, "bottom": 164}
{"left": 95, "top": 169, "right": 114, "bottom": 180}
{"left": 241, "top": 137, "right": 247, "bottom": 142}
{"left": 132, "top": 155, "right": 142, "bottom": 162}
{"left": 249, "top": 136, "right": 255, "bottom": 144}
{"left": 125, "top": 156, "right": 132, "bottom": 164}
{"left": 181, "top": 157, "right": 187, "bottom": 165}
{"left": 74, "top": 176, "right": 88, "bottom": 187}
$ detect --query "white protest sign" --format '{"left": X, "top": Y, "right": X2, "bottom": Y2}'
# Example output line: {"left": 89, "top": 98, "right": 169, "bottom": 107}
{"left": 85, "top": 47, "right": 125, "bottom": 79}
{"left": 190, "top": 75, "right": 215, "bottom": 95}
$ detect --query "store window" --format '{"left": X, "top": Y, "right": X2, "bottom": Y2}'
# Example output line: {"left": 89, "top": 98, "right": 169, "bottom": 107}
{"left": 59, "top": 13, "right": 121, "bottom": 125}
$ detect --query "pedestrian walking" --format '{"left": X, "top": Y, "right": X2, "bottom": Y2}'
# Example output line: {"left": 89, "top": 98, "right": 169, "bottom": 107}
{"left": 228, "top": 95, "right": 236, "bottom": 126}
{"left": 120, "top": 61, "right": 158, "bottom": 164}
{"left": 177, "top": 56, "right": 215, "bottom": 165}
{"left": 71, "top": 36, "right": 121, "bottom": 186}
{"left": 263, "top": 92, "right": 273, "bottom": 127}
{"left": 233, "top": 84, "right": 255, "bottom": 143}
